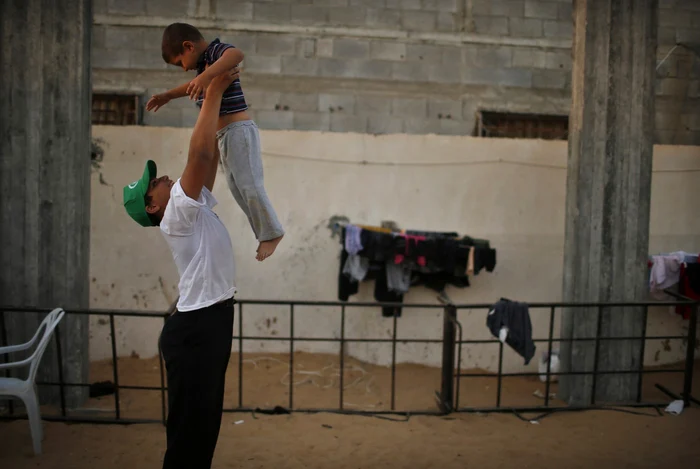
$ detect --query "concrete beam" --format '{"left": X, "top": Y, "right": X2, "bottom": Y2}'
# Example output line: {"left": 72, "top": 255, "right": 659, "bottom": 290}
{"left": 560, "top": 0, "right": 657, "bottom": 405}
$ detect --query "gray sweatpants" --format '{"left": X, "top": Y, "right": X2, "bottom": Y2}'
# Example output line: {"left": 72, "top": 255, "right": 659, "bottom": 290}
{"left": 216, "top": 120, "right": 284, "bottom": 242}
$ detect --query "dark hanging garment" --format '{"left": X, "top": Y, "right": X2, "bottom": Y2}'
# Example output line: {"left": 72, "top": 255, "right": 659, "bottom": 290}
{"left": 486, "top": 298, "right": 536, "bottom": 365}
{"left": 374, "top": 263, "right": 403, "bottom": 317}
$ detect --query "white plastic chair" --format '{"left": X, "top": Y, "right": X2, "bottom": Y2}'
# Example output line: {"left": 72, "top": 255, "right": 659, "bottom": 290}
{"left": 0, "top": 308, "right": 65, "bottom": 455}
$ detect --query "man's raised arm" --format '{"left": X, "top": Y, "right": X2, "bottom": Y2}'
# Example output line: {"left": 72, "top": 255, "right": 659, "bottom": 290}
{"left": 179, "top": 70, "right": 236, "bottom": 200}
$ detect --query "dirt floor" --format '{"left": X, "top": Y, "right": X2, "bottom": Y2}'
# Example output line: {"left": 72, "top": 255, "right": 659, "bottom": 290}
{"left": 2, "top": 353, "right": 700, "bottom": 468}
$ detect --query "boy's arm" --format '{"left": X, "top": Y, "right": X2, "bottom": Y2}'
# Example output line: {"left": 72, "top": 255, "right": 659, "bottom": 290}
{"left": 146, "top": 82, "right": 190, "bottom": 112}
{"left": 186, "top": 48, "right": 244, "bottom": 100}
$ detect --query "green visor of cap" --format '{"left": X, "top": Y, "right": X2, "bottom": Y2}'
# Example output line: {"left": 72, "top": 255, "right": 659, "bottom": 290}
{"left": 123, "top": 160, "right": 157, "bottom": 227}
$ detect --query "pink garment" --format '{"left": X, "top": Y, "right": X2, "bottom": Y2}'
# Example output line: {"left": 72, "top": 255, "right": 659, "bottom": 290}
{"left": 649, "top": 253, "right": 684, "bottom": 291}
{"left": 394, "top": 235, "right": 426, "bottom": 266}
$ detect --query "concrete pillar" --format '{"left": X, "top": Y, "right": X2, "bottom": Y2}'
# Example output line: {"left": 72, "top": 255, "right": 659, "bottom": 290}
{"left": 559, "top": 0, "right": 657, "bottom": 405}
{"left": 0, "top": 0, "right": 92, "bottom": 408}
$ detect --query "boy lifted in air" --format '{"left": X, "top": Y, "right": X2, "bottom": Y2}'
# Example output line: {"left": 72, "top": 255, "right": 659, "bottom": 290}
{"left": 147, "top": 23, "right": 284, "bottom": 261}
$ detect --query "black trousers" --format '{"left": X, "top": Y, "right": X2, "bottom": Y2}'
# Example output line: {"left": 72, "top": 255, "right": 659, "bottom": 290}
{"left": 159, "top": 297, "right": 235, "bottom": 469}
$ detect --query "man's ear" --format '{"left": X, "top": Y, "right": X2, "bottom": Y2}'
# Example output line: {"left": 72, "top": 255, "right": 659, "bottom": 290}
{"left": 183, "top": 40, "right": 195, "bottom": 52}
{"left": 145, "top": 204, "right": 160, "bottom": 215}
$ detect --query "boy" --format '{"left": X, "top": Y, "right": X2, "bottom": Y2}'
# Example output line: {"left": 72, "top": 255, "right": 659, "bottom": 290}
{"left": 146, "top": 23, "right": 284, "bottom": 262}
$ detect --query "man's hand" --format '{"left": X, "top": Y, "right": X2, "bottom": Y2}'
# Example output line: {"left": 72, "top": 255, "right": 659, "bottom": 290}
{"left": 206, "top": 67, "right": 240, "bottom": 98}
{"left": 145, "top": 93, "right": 171, "bottom": 112}
{"left": 186, "top": 74, "right": 213, "bottom": 101}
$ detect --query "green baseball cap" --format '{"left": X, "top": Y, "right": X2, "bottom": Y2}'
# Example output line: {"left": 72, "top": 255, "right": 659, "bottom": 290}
{"left": 123, "top": 160, "right": 157, "bottom": 227}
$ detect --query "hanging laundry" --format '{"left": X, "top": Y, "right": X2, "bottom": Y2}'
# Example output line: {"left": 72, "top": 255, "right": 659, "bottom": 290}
{"left": 677, "top": 263, "right": 700, "bottom": 320}
{"left": 649, "top": 252, "right": 685, "bottom": 291}
{"left": 385, "top": 262, "right": 412, "bottom": 294}
{"left": 344, "top": 224, "right": 364, "bottom": 255}
{"left": 486, "top": 298, "right": 536, "bottom": 365}
{"left": 343, "top": 254, "right": 370, "bottom": 282}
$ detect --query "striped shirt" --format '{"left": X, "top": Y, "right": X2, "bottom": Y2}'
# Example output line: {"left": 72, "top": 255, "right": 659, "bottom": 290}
{"left": 196, "top": 39, "right": 248, "bottom": 115}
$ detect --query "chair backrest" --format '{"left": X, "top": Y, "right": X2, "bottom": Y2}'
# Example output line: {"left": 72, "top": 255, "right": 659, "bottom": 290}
{"left": 26, "top": 308, "right": 65, "bottom": 384}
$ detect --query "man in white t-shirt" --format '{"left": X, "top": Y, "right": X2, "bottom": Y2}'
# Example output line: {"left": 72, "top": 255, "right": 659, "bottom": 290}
{"left": 122, "top": 69, "right": 239, "bottom": 469}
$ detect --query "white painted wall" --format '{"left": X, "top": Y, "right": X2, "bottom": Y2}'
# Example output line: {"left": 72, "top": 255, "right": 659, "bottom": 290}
{"left": 89, "top": 125, "right": 700, "bottom": 373}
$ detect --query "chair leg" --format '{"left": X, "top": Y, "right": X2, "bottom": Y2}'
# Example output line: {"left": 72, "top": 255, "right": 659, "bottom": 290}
{"left": 23, "top": 389, "right": 43, "bottom": 455}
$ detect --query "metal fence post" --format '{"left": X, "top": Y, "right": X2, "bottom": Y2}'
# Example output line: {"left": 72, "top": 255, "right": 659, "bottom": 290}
{"left": 440, "top": 305, "right": 457, "bottom": 413}
{"left": 683, "top": 303, "right": 698, "bottom": 407}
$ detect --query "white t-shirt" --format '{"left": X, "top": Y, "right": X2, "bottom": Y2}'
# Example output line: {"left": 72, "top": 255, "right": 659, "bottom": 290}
{"left": 159, "top": 180, "right": 236, "bottom": 312}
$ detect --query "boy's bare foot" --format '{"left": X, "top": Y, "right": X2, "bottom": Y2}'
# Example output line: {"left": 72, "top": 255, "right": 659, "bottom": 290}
{"left": 256, "top": 235, "right": 284, "bottom": 261}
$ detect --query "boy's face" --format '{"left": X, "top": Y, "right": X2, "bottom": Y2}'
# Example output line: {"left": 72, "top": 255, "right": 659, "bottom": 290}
{"left": 168, "top": 41, "right": 199, "bottom": 71}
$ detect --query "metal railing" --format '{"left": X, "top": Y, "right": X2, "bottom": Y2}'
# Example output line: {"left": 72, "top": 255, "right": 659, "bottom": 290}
{"left": 0, "top": 296, "right": 697, "bottom": 425}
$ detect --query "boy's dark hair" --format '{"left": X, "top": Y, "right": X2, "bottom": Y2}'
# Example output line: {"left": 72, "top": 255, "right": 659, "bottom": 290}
{"left": 161, "top": 23, "right": 204, "bottom": 62}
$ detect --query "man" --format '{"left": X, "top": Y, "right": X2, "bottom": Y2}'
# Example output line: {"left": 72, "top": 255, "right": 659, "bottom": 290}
{"left": 122, "top": 68, "right": 239, "bottom": 469}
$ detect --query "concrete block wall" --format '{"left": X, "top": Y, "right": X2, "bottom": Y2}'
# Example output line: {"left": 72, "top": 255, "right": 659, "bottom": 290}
{"left": 91, "top": 0, "right": 700, "bottom": 144}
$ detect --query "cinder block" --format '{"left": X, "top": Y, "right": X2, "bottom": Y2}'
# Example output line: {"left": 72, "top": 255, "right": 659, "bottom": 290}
{"left": 253, "top": 3, "right": 291, "bottom": 23}
{"left": 428, "top": 63, "right": 462, "bottom": 84}
{"left": 524, "top": 0, "right": 558, "bottom": 19}
{"left": 181, "top": 108, "right": 200, "bottom": 128}
{"left": 130, "top": 50, "right": 168, "bottom": 70}
{"left": 367, "top": 115, "right": 404, "bottom": 134}
{"left": 439, "top": 119, "right": 469, "bottom": 136}
{"left": 317, "top": 38, "right": 334, "bottom": 57}
{"left": 146, "top": 0, "right": 190, "bottom": 17}
{"left": 314, "top": 0, "right": 350, "bottom": 6}
{"left": 476, "top": 46, "right": 513, "bottom": 68}
{"left": 141, "top": 27, "right": 164, "bottom": 52}
{"left": 299, "top": 38, "right": 317, "bottom": 59}
{"left": 491, "top": 0, "right": 525, "bottom": 17}
{"left": 104, "top": 26, "right": 143, "bottom": 50}
{"left": 349, "top": 0, "right": 383, "bottom": 6}
{"left": 391, "top": 61, "right": 431, "bottom": 82}
{"left": 677, "top": 28, "right": 700, "bottom": 44}
{"left": 278, "top": 93, "right": 319, "bottom": 112}
{"left": 93, "top": 0, "right": 108, "bottom": 15}
{"left": 442, "top": 46, "right": 463, "bottom": 65}
{"left": 215, "top": 2, "right": 254, "bottom": 21}
{"left": 281, "top": 57, "right": 319, "bottom": 76}
{"left": 532, "top": 69, "right": 567, "bottom": 89}
{"left": 428, "top": 99, "right": 463, "bottom": 120}
{"left": 422, "top": 0, "right": 458, "bottom": 12}
{"left": 392, "top": 98, "right": 427, "bottom": 118}
{"left": 543, "top": 20, "right": 572, "bottom": 38}
{"left": 404, "top": 117, "right": 441, "bottom": 134}
{"left": 256, "top": 35, "right": 297, "bottom": 56}
{"left": 317, "top": 58, "right": 356, "bottom": 78}
{"left": 143, "top": 106, "right": 181, "bottom": 127}
{"left": 693, "top": 11, "right": 700, "bottom": 27}
{"left": 329, "top": 7, "right": 367, "bottom": 26}
{"left": 436, "top": 12, "right": 456, "bottom": 32}
{"left": 92, "top": 25, "right": 107, "bottom": 50}
{"left": 509, "top": 18, "right": 543, "bottom": 38}
{"left": 356, "top": 95, "right": 393, "bottom": 114}
{"left": 370, "top": 41, "right": 406, "bottom": 61}
{"left": 244, "top": 90, "right": 282, "bottom": 111}
{"left": 330, "top": 114, "right": 367, "bottom": 133}
{"left": 320, "top": 94, "right": 356, "bottom": 113}
{"left": 402, "top": 11, "right": 437, "bottom": 31}
{"left": 366, "top": 8, "right": 402, "bottom": 28}
{"left": 353, "top": 60, "right": 393, "bottom": 79}
{"left": 405, "top": 44, "right": 443, "bottom": 63}
{"left": 291, "top": 5, "right": 330, "bottom": 24}
{"left": 107, "top": 0, "right": 145, "bottom": 16}
{"left": 557, "top": 1, "right": 573, "bottom": 21}
{"left": 243, "top": 55, "right": 282, "bottom": 74}
{"left": 658, "top": 27, "right": 677, "bottom": 45}
{"left": 293, "top": 112, "right": 331, "bottom": 131}
{"left": 255, "top": 110, "right": 295, "bottom": 130}
{"left": 396, "top": 0, "right": 422, "bottom": 9}
{"left": 463, "top": 67, "right": 533, "bottom": 87}
{"left": 91, "top": 48, "right": 130, "bottom": 69}
{"left": 512, "top": 48, "right": 546, "bottom": 68}
{"left": 474, "top": 16, "right": 510, "bottom": 35}
{"left": 471, "top": 0, "right": 491, "bottom": 15}
{"left": 545, "top": 51, "right": 572, "bottom": 70}
{"left": 333, "top": 39, "right": 370, "bottom": 59}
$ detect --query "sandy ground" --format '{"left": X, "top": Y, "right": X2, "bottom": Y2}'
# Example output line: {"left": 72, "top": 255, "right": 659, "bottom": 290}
{"left": 2, "top": 353, "right": 700, "bottom": 468}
